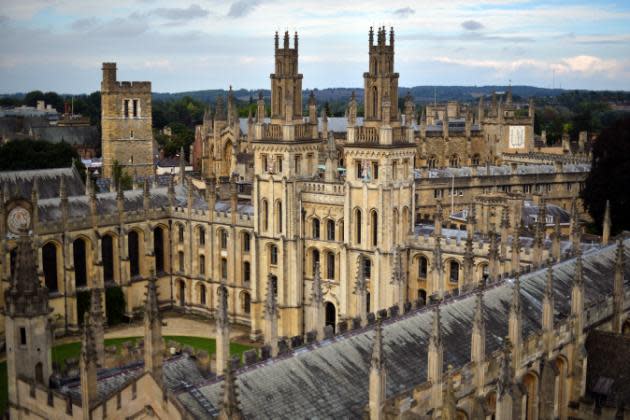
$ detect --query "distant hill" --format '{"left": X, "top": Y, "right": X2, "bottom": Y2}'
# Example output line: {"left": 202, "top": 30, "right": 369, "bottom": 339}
{"left": 152, "top": 85, "right": 568, "bottom": 104}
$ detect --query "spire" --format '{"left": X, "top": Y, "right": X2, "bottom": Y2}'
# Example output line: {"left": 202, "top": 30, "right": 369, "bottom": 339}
{"left": 368, "top": 319, "right": 386, "bottom": 420}
{"left": 428, "top": 305, "right": 444, "bottom": 410}
{"left": 265, "top": 273, "right": 278, "bottom": 317}
{"left": 4, "top": 234, "right": 50, "bottom": 317}
{"left": 354, "top": 256, "right": 369, "bottom": 325}
{"left": 89, "top": 287, "right": 105, "bottom": 366}
{"left": 552, "top": 216, "right": 562, "bottom": 262}
{"left": 508, "top": 274, "right": 522, "bottom": 368}
{"left": 369, "top": 26, "right": 374, "bottom": 46}
{"left": 264, "top": 273, "right": 279, "bottom": 356}
{"left": 497, "top": 339, "right": 514, "bottom": 397}
{"left": 218, "top": 364, "right": 243, "bottom": 420}
{"left": 613, "top": 238, "right": 626, "bottom": 333}
{"left": 274, "top": 31, "right": 279, "bottom": 49}
{"left": 294, "top": 31, "right": 298, "bottom": 51}
{"left": 442, "top": 366, "right": 457, "bottom": 419}
{"left": 473, "top": 290, "right": 485, "bottom": 332}
{"left": 283, "top": 30, "right": 289, "bottom": 49}
{"left": 430, "top": 306, "right": 442, "bottom": 348}
{"left": 542, "top": 263, "right": 555, "bottom": 354}
{"left": 80, "top": 312, "right": 98, "bottom": 409}
{"left": 217, "top": 284, "right": 229, "bottom": 330}
{"left": 510, "top": 274, "right": 521, "bottom": 317}
{"left": 390, "top": 246, "right": 404, "bottom": 285}
{"left": 215, "top": 283, "right": 230, "bottom": 377}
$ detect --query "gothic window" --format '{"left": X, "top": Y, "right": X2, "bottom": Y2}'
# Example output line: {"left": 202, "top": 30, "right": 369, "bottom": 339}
{"left": 178, "top": 224, "right": 185, "bottom": 243}
{"left": 221, "top": 258, "right": 228, "bottom": 279}
{"left": 242, "top": 232, "right": 251, "bottom": 252}
{"left": 355, "top": 209, "right": 362, "bottom": 244}
{"left": 418, "top": 256, "right": 428, "bottom": 279}
{"left": 198, "top": 226, "right": 205, "bottom": 246}
{"left": 276, "top": 201, "right": 283, "bottom": 234}
{"left": 220, "top": 229, "right": 228, "bottom": 249}
{"left": 294, "top": 155, "right": 302, "bottom": 175}
{"left": 472, "top": 154, "right": 481, "bottom": 166}
{"left": 428, "top": 155, "right": 437, "bottom": 169}
{"left": 132, "top": 99, "right": 139, "bottom": 117}
{"left": 370, "top": 210, "right": 378, "bottom": 246}
{"left": 270, "top": 275, "right": 278, "bottom": 296}
{"left": 42, "top": 242, "right": 59, "bottom": 292}
{"left": 363, "top": 257, "right": 372, "bottom": 279}
{"left": 199, "top": 284, "right": 206, "bottom": 305}
{"left": 199, "top": 255, "right": 205, "bottom": 275}
{"left": 392, "top": 160, "right": 398, "bottom": 180}
{"left": 372, "top": 86, "right": 378, "bottom": 118}
{"left": 449, "top": 261, "right": 460, "bottom": 283}
{"left": 123, "top": 99, "right": 129, "bottom": 118}
{"left": 262, "top": 155, "right": 268, "bottom": 172}
{"left": 262, "top": 199, "right": 269, "bottom": 231}
{"left": 129, "top": 231, "right": 140, "bottom": 278}
{"left": 73, "top": 238, "right": 88, "bottom": 288}
{"left": 327, "top": 252, "right": 335, "bottom": 280}
{"left": 327, "top": 219, "right": 335, "bottom": 241}
{"left": 372, "top": 162, "right": 379, "bottom": 179}
{"left": 312, "top": 218, "right": 320, "bottom": 239}
{"left": 312, "top": 249, "right": 320, "bottom": 276}
{"left": 243, "top": 262, "right": 251, "bottom": 285}
{"left": 242, "top": 291, "right": 251, "bottom": 314}
{"left": 153, "top": 227, "right": 164, "bottom": 274}
{"left": 270, "top": 245, "right": 278, "bottom": 265}
{"left": 178, "top": 251, "right": 185, "bottom": 273}
{"left": 276, "top": 155, "right": 283, "bottom": 173}
{"left": 20, "top": 327, "right": 26, "bottom": 345}
{"left": 449, "top": 154, "right": 460, "bottom": 168}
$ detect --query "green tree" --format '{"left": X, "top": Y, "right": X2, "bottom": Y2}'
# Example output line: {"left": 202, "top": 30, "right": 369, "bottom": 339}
{"left": 0, "top": 139, "right": 85, "bottom": 176}
{"left": 112, "top": 160, "right": 133, "bottom": 190}
{"left": 581, "top": 116, "right": 630, "bottom": 234}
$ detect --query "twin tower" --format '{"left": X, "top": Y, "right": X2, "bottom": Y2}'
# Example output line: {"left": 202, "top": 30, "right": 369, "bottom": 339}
{"left": 100, "top": 27, "right": 401, "bottom": 178}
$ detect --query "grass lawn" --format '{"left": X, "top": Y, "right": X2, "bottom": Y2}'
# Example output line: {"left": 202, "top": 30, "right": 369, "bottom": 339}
{"left": 1, "top": 336, "right": 253, "bottom": 415}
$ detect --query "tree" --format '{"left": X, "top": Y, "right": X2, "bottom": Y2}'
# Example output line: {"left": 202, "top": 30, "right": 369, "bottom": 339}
{"left": 581, "top": 116, "right": 630, "bottom": 234}
{"left": 0, "top": 139, "right": 85, "bottom": 177}
{"left": 112, "top": 160, "right": 133, "bottom": 190}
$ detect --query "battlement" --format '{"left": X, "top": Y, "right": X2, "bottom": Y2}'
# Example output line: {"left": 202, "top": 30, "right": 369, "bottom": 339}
{"left": 101, "top": 62, "right": 151, "bottom": 93}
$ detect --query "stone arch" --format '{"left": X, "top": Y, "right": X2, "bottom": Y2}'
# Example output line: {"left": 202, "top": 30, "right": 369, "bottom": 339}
{"left": 326, "top": 218, "right": 335, "bottom": 241}
{"left": 218, "top": 228, "right": 228, "bottom": 249}
{"left": 196, "top": 282, "right": 207, "bottom": 306}
{"left": 449, "top": 154, "right": 460, "bottom": 168}
{"left": 195, "top": 225, "right": 206, "bottom": 247}
{"left": 414, "top": 253, "right": 429, "bottom": 280}
{"left": 275, "top": 200, "right": 283, "bottom": 234}
{"left": 153, "top": 225, "right": 168, "bottom": 274}
{"left": 42, "top": 241, "right": 61, "bottom": 293}
{"left": 554, "top": 356, "right": 569, "bottom": 419}
{"left": 522, "top": 371, "right": 539, "bottom": 420}
{"left": 323, "top": 249, "right": 336, "bottom": 280}
{"left": 622, "top": 319, "right": 630, "bottom": 335}
{"left": 307, "top": 247, "right": 320, "bottom": 277}
{"left": 476, "top": 262, "right": 489, "bottom": 285}
{"left": 128, "top": 229, "right": 143, "bottom": 278}
{"left": 176, "top": 278, "right": 186, "bottom": 306}
{"left": 446, "top": 259, "right": 460, "bottom": 285}
{"left": 240, "top": 290, "right": 251, "bottom": 314}
{"left": 101, "top": 232, "right": 118, "bottom": 284}
{"left": 353, "top": 207, "right": 363, "bottom": 244}
{"left": 427, "top": 155, "right": 438, "bottom": 169}
{"left": 311, "top": 216, "right": 321, "bottom": 239}
{"left": 371, "top": 86, "right": 378, "bottom": 118}
{"left": 370, "top": 209, "right": 378, "bottom": 246}
{"left": 72, "top": 236, "right": 89, "bottom": 288}
{"left": 261, "top": 199, "right": 269, "bottom": 231}
{"left": 222, "top": 140, "right": 233, "bottom": 177}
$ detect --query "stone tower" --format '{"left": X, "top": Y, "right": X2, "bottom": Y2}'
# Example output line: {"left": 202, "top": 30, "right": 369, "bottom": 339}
{"left": 271, "top": 31, "right": 303, "bottom": 123}
{"left": 344, "top": 26, "right": 415, "bottom": 314}
{"left": 250, "top": 31, "right": 321, "bottom": 339}
{"left": 101, "top": 62, "right": 154, "bottom": 178}
{"left": 363, "top": 27, "right": 399, "bottom": 124}
{"left": 4, "top": 234, "right": 53, "bottom": 413}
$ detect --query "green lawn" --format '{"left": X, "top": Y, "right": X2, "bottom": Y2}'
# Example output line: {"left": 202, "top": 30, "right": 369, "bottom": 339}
{"left": 1, "top": 336, "right": 253, "bottom": 415}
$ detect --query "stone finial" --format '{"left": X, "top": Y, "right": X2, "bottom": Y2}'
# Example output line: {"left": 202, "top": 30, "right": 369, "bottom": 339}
{"left": 574, "top": 249, "right": 584, "bottom": 288}
{"left": 353, "top": 256, "right": 368, "bottom": 295}
{"left": 216, "top": 284, "right": 229, "bottom": 330}
{"left": 510, "top": 274, "right": 521, "bottom": 316}
{"left": 371, "top": 320, "right": 384, "bottom": 370}
{"left": 311, "top": 261, "right": 323, "bottom": 304}
{"left": 81, "top": 313, "right": 98, "bottom": 365}
{"left": 544, "top": 265, "right": 554, "bottom": 301}
{"left": 473, "top": 291, "right": 485, "bottom": 331}
{"left": 442, "top": 366, "right": 457, "bottom": 418}
{"left": 218, "top": 364, "right": 243, "bottom": 420}
{"left": 145, "top": 273, "right": 160, "bottom": 322}
{"left": 616, "top": 238, "right": 625, "bottom": 274}
{"left": 390, "top": 246, "right": 404, "bottom": 285}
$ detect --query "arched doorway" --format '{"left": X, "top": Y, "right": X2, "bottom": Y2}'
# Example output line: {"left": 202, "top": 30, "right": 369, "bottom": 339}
{"left": 325, "top": 301, "right": 336, "bottom": 333}
{"left": 178, "top": 280, "right": 186, "bottom": 306}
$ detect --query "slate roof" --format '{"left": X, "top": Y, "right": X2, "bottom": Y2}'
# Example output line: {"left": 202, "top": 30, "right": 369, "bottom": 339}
{"left": 585, "top": 330, "right": 630, "bottom": 408}
{"left": 175, "top": 239, "right": 629, "bottom": 419}
{"left": 0, "top": 166, "right": 85, "bottom": 199}
{"left": 30, "top": 126, "right": 99, "bottom": 147}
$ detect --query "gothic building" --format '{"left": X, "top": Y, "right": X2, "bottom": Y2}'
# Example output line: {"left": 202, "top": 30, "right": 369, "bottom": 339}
{"left": 3, "top": 27, "right": 624, "bottom": 419}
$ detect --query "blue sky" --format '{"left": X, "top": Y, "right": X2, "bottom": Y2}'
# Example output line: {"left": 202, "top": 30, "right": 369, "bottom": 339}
{"left": 0, "top": 0, "right": 629, "bottom": 93}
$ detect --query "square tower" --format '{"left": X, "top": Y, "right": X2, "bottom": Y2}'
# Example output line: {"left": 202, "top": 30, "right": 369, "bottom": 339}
{"left": 101, "top": 63, "right": 154, "bottom": 178}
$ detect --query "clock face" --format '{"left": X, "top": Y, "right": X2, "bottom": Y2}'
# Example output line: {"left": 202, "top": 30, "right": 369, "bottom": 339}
{"left": 7, "top": 206, "right": 31, "bottom": 234}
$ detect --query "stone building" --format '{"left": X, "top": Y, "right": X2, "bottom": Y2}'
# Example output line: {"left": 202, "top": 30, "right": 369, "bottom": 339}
{"left": 100, "top": 62, "right": 155, "bottom": 178}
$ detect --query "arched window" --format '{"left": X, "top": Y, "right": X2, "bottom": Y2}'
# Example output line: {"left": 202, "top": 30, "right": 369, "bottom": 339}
{"left": 73, "top": 238, "right": 88, "bottom": 288}
{"left": 153, "top": 227, "right": 164, "bottom": 274}
{"left": 242, "top": 232, "right": 251, "bottom": 252}
{"left": 428, "top": 155, "right": 437, "bottom": 169}
{"left": 199, "top": 254, "right": 205, "bottom": 275}
{"left": 42, "top": 242, "right": 58, "bottom": 292}
{"left": 418, "top": 256, "right": 428, "bottom": 279}
{"left": 128, "top": 231, "right": 140, "bottom": 278}
{"left": 270, "top": 245, "right": 278, "bottom": 265}
{"left": 312, "top": 249, "right": 320, "bottom": 276}
{"left": 220, "top": 229, "right": 228, "bottom": 249}
{"left": 472, "top": 154, "right": 481, "bottom": 166}
{"left": 178, "top": 224, "right": 185, "bottom": 243}
{"left": 221, "top": 257, "right": 228, "bottom": 279}
{"left": 198, "top": 226, "right": 205, "bottom": 246}
{"left": 327, "top": 252, "right": 335, "bottom": 280}
{"left": 276, "top": 201, "right": 283, "bottom": 233}
{"left": 372, "top": 86, "right": 378, "bottom": 118}
{"left": 370, "top": 210, "right": 378, "bottom": 246}
{"left": 178, "top": 251, "right": 185, "bottom": 273}
{"left": 312, "top": 218, "right": 320, "bottom": 239}
{"left": 355, "top": 209, "right": 362, "bottom": 244}
{"left": 392, "top": 208, "right": 399, "bottom": 244}
{"left": 363, "top": 257, "right": 372, "bottom": 279}
{"left": 243, "top": 262, "right": 251, "bottom": 285}
{"left": 199, "top": 284, "right": 206, "bottom": 305}
{"left": 339, "top": 219, "right": 344, "bottom": 241}
{"left": 261, "top": 199, "right": 269, "bottom": 231}
{"left": 327, "top": 220, "right": 335, "bottom": 241}
{"left": 449, "top": 154, "right": 460, "bottom": 168}
{"left": 449, "top": 260, "right": 460, "bottom": 283}
{"left": 270, "top": 275, "right": 278, "bottom": 296}
{"left": 242, "top": 291, "right": 251, "bottom": 314}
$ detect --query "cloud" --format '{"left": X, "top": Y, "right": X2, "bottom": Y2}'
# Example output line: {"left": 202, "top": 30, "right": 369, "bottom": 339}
{"left": 227, "top": 0, "right": 261, "bottom": 18}
{"left": 461, "top": 20, "right": 484, "bottom": 31}
{"left": 393, "top": 7, "right": 414, "bottom": 18}
{"left": 150, "top": 4, "right": 209, "bottom": 21}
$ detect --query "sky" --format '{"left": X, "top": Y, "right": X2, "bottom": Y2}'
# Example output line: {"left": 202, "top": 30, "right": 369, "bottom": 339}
{"left": 0, "top": 0, "right": 629, "bottom": 94}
